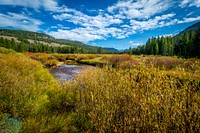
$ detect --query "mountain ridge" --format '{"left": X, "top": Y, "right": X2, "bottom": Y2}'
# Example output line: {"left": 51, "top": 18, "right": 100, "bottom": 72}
{"left": 178, "top": 21, "right": 200, "bottom": 36}
{"left": 0, "top": 29, "right": 119, "bottom": 53}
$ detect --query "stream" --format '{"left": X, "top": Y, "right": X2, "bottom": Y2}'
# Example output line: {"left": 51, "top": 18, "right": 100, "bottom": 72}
{"left": 50, "top": 64, "right": 87, "bottom": 82}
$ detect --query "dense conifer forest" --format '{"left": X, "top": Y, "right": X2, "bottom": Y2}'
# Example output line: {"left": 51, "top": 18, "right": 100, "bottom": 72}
{"left": 131, "top": 22, "right": 200, "bottom": 58}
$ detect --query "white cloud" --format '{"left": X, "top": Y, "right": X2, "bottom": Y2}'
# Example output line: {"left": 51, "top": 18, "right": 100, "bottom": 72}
{"left": 51, "top": 6, "right": 127, "bottom": 42}
{"left": 53, "top": 12, "right": 123, "bottom": 28}
{"left": 129, "top": 41, "right": 142, "bottom": 46}
{"left": 48, "top": 28, "right": 104, "bottom": 43}
{"left": 0, "top": 0, "right": 175, "bottom": 43}
{"left": 157, "top": 34, "right": 174, "bottom": 38}
{"left": 48, "top": 25, "right": 133, "bottom": 43}
{"left": 194, "top": 0, "right": 200, "bottom": 7}
{"left": 180, "top": 0, "right": 200, "bottom": 8}
{"left": 0, "top": 0, "right": 59, "bottom": 11}
{"left": 177, "top": 16, "right": 200, "bottom": 24}
{"left": 129, "top": 13, "right": 200, "bottom": 33}
{"left": 51, "top": 24, "right": 69, "bottom": 30}
{"left": 0, "top": 12, "right": 43, "bottom": 31}
{"left": 43, "top": 0, "right": 58, "bottom": 11}
{"left": 180, "top": 0, "right": 191, "bottom": 7}
{"left": 107, "top": 0, "right": 172, "bottom": 19}
{"left": 130, "top": 13, "right": 176, "bottom": 31}
{"left": 51, "top": 3, "right": 179, "bottom": 43}
{"left": 187, "top": 12, "right": 194, "bottom": 16}
{"left": 1, "top": 0, "right": 196, "bottom": 45}
{"left": 162, "top": 34, "right": 174, "bottom": 37}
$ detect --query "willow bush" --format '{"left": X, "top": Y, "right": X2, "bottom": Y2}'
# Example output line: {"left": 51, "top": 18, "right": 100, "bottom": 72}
{"left": 0, "top": 53, "right": 77, "bottom": 132}
{"left": 1, "top": 51, "right": 200, "bottom": 132}
{"left": 71, "top": 64, "right": 200, "bottom": 132}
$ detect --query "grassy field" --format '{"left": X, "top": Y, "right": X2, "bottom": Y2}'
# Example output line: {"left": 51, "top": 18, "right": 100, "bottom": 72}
{"left": 1, "top": 48, "right": 200, "bottom": 132}
{"left": 24, "top": 52, "right": 200, "bottom": 80}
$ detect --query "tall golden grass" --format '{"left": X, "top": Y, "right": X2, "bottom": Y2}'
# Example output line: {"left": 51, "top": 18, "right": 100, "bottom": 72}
{"left": 1, "top": 50, "right": 200, "bottom": 132}
{"left": 0, "top": 52, "right": 77, "bottom": 132}
{"left": 71, "top": 61, "right": 200, "bottom": 132}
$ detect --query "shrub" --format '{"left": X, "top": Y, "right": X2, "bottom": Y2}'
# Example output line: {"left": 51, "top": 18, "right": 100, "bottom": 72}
{"left": 44, "top": 59, "right": 59, "bottom": 68}
{"left": 145, "top": 57, "right": 183, "bottom": 70}
{"left": 0, "top": 47, "right": 16, "bottom": 54}
{"left": 105, "top": 54, "right": 139, "bottom": 68}
{"left": 0, "top": 53, "right": 77, "bottom": 132}
{"left": 71, "top": 65, "right": 200, "bottom": 132}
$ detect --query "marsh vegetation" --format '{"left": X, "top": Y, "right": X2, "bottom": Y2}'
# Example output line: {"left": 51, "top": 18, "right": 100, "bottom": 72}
{"left": 0, "top": 47, "right": 200, "bottom": 132}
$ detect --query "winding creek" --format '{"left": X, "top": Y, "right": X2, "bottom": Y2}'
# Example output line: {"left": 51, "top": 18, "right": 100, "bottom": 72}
{"left": 50, "top": 64, "right": 87, "bottom": 82}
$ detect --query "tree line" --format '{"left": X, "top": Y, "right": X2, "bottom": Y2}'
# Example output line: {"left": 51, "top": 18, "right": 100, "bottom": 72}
{"left": 0, "top": 37, "right": 88, "bottom": 54}
{"left": 130, "top": 26, "right": 200, "bottom": 58}
{"left": 0, "top": 29, "right": 109, "bottom": 53}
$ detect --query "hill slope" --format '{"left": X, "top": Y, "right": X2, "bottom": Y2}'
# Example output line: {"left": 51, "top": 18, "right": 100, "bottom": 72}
{"left": 0, "top": 29, "right": 118, "bottom": 53}
{"left": 178, "top": 21, "right": 200, "bottom": 35}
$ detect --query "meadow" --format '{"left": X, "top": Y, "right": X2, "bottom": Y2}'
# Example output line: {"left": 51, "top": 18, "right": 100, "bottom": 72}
{"left": 0, "top": 47, "right": 200, "bottom": 132}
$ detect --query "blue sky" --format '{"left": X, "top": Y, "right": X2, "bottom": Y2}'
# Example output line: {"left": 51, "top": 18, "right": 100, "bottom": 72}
{"left": 0, "top": 0, "right": 199, "bottom": 49}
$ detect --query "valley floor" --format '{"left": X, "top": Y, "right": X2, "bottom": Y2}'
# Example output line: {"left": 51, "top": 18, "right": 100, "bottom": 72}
{"left": 1, "top": 49, "right": 200, "bottom": 132}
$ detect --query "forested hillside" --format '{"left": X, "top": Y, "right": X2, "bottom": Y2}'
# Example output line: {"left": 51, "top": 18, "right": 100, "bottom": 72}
{"left": 0, "top": 36, "right": 85, "bottom": 54}
{"left": 131, "top": 22, "right": 200, "bottom": 58}
{"left": 0, "top": 29, "right": 117, "bottom": 53}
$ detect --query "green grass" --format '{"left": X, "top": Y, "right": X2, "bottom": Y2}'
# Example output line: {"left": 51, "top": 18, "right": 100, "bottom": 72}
{"left": 78, "top": 57, "right": 105, "bottom": 66}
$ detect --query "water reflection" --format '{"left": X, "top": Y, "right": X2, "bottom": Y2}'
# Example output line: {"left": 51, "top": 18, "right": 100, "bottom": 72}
{"left": 50, "top": 64, "right": 86, "bottom": 82}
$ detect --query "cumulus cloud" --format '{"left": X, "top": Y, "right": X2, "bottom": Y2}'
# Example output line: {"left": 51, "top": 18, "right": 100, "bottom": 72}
{"left": 0, "top": 0, "right": 181, "bottom": 43}
{"left": 129, "top": 13, "right": 200, "bottom": 33}
{"left": 50, "top": 0, "right": 177, "bottom": 43}
{"left": 107, "top": 0, "right": 172, "bottom": 19}
{"left": 129, "top": 41, "right": 142, "bottom": 47}
{"left": 48, "top": 28, "right": 104, "bottom": 43}
{"left": 161, "top": 34, "right": 174, "bottom": 37}
{"left": 177, "top": 16, "right": 200, "bottom": 24}
{"left": 51, "top": 24, "right": 69, "bottom": 30}
{"left": 51, "top": 4, "right": 128, "bottom": 42}
{"left": 180, "top": 0, "right": 191, "bottom": 7}
{"left": 53, "top": 12, "right": 123, "bottom": 28}
{"left": 48, "top": 26, "right": 132, "bottom": 43}
{"left": 0, "top": 12, "right": 43, "bottom": 31}
{"left": 194, "top": 0, "right": 200, "bottom": 7}
{"left": 187, "top": 12, "right": 194, "bottom": 16}
{"left": 0, "top": 0, "right": 59, "bottom": 11}
{"left": 1, "top": 0, "right": 198, "bottom": 44}
{"left": 180, "top": 0, "right": 200, "bottom": 8}
{"left": 130, "top": 13, "right": 177, "bottom": 31}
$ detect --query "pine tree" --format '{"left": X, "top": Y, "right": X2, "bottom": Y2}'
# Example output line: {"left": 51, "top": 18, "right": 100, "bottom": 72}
{"left": 146, "top": 38, "right": 151, "bottom": 54}
{"left": 97, "top": 47, "right": 103, "bottom": 54}
{"left": 161, "top": 37, "right": 167, "bottom": 56}
{"left": 129, "top": 47, "right": 132, "bottom": 55}
{"left": 154, "top": 41, "right": 159, "bottom": 55}
{"left": 192, "top": 26, "right": 200, "bottom": 57}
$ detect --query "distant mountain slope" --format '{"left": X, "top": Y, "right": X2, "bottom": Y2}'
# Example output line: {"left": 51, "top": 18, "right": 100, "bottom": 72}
{"left": 0, "top": 29, "right": 118, "bottom": 53}
{"left": 178, "top": 21, "right": 200, "bottom": 35}
{"left": 104, "top": 48, "right": 119, "bottom": 53}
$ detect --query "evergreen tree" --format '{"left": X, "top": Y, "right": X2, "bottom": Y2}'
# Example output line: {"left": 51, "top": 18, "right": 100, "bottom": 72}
{"left": 97, "top": 47, "right": 103, "bottom": 54}
{"left": 161, "top": 37, "right": 168, "bottom": 56}
{"left": 128, "top": 47, "right": 132, "bottom": 55}
{"left": 146, "top": 38, "right": 151, "bottom": 54}
{"left": 150, "top": 37, "right": 154, "bottom": 55}
{"left": 154, "top": 40, "right": 159, "bottom": 55}
{"left": 192, "top": 26, "right": 200, "bottom": 57}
